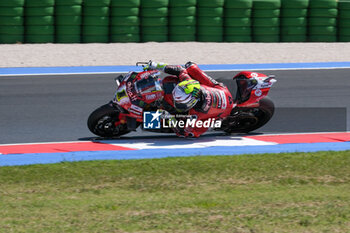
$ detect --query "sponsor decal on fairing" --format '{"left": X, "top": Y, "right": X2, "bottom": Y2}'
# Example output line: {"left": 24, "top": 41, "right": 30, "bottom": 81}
{"left": 255, "top": 89, "right": 262, "bottom": 97}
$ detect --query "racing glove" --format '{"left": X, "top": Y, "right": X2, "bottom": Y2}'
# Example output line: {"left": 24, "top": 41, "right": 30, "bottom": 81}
{"left": 173, "top": 126, "right": 195, "bottom": 138}
{"left": 143, "top": 61, "right": 167, "bottom": 71}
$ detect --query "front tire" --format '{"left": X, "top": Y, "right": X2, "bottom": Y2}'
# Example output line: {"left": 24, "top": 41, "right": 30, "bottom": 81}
{"left": 87, "top": 103, "right": 130, "bottom": 138}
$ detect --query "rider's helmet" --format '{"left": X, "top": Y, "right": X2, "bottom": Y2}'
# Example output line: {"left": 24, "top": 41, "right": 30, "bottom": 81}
{"left": 172, "top": 79, "right": 201, "bottom": 112}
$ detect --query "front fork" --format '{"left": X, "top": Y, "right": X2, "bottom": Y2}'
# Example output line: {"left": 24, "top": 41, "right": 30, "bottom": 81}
{"left": 110, "top": 101, "right": 141, "bottom": 131}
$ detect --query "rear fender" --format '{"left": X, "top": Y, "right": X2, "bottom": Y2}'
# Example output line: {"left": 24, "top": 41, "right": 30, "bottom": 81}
{"left": 233, "top": 71, "right": 267, "bottom": 80}
{"left": 234, "top": 72, "right": 276, "bottom": 107}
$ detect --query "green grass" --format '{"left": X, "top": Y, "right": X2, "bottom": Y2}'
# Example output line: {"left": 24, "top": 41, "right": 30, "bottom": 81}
{"left": 1, "top": 151, "right": 350, "bottom": 232}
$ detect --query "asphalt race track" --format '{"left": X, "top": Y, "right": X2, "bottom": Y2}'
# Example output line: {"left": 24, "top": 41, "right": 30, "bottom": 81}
{"left": 1, "top": 69, "right": 349, "bottom": 144}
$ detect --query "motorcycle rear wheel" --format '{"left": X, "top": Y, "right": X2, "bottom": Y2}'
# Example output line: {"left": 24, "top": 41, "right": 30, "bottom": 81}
{"left": 87, "top": 103, "right": 130, "bottom": 138}
{"left": 225, "top": 97, "right": 275, "bottom": 134}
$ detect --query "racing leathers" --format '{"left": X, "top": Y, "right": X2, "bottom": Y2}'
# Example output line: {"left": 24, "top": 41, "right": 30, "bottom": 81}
{"left": 156, "top": 62, "right": 235, "bottom": 138}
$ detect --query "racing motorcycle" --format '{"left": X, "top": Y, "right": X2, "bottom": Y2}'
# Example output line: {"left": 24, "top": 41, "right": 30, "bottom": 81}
{"left": 87, "top": 62, "right": 277, "bottom": 138}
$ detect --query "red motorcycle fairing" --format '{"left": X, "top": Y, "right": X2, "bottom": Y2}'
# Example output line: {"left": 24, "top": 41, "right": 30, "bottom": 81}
{"left": 233, "top": 71, "right": 275, "bottom": 107}
{"left": 119, "top": 70, "right": 164, "bottom": 120}
{"left": 234, "top": 71, "right": 267, "bottom": 80}
{"left": 133, "top": 70, "right": 164, "bottom": 104}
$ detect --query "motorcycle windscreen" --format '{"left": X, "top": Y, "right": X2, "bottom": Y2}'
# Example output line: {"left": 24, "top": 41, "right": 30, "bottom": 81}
{"left": 236, "top": 77, "right": 257, "bottom": 103}
{"left": 134, "top": 76, "right": 162, "bottom": 94}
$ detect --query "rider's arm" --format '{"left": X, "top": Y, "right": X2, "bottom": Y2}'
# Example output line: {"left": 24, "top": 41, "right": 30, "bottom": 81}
{"left": 146, "top": 61, "right": 224, "bottom": 87}
{"left": 164, "top": 65, "right": 186, "bottom": 76}
{"left": 145, "top": 61, "right": 191, "bottom": 81}
{"left": 146, "top": 61, "right": 185, "bottom": 75}
{"left": 185, "top": 62, "right": 224, "bottom": 88}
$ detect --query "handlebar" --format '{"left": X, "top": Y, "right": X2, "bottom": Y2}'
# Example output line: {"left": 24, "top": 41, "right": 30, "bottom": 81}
{"left": 136, "top": 61, "right": 152, "bottom": 71}
{"left": 136, "top": 61, "right": 149, "bottom": 67}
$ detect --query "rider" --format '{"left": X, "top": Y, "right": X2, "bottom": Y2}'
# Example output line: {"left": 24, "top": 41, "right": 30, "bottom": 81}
{"left": 144, "top": 61, "right": 234, "bottom": 137}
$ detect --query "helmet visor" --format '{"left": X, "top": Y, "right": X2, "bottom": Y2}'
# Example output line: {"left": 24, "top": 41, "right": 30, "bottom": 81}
{"left": 172, "top": 84, "right": 198, "bottom": 112}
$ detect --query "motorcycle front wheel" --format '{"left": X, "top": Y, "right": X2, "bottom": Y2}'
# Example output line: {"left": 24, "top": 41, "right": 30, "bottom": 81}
{"left": 87, "top": 103, "right": 130, "bottom": 138}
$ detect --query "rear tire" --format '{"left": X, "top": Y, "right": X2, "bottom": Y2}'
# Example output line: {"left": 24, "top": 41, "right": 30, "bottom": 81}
{"left": 224, "top": 97, "right": 275, "bottom": 133}
{"left": 87, "top": 103, "right": 130, "bottom": 138}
